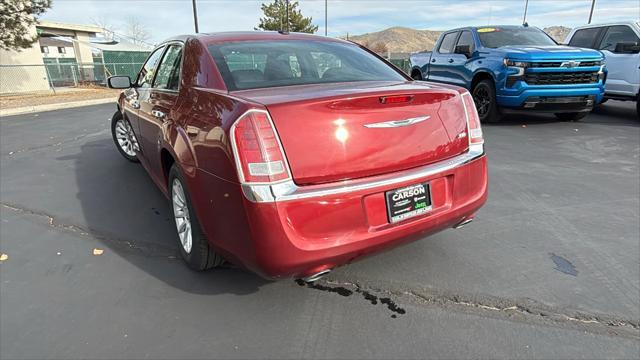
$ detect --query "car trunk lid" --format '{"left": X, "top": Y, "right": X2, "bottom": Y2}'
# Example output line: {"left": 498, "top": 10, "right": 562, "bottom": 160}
{"left": 233, "top": 81, "right": 469, "bottom": 185}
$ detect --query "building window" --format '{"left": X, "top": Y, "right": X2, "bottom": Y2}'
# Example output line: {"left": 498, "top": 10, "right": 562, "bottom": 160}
{"left": 58, "top": 47, "right": 66, "bottom": 54}
{"left": 40, "top": 46, "right": 49, "bottom": 54}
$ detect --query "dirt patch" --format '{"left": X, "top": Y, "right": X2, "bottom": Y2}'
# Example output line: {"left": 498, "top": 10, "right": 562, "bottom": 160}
{"left": 1, "top": 86, "right": 121, "bottom": 109}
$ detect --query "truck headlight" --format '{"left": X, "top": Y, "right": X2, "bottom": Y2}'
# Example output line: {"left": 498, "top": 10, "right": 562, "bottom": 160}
{"left": 504, "top": 59, "right": 529, "bottom": 68}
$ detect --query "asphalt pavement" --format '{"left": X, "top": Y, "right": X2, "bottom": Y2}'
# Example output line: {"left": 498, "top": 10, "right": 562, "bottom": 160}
{"left": 1, "top": 101, "right": 638, "bottom": 359}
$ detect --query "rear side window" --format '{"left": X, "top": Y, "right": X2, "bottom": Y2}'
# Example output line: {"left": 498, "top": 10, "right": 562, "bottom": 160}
{"left": 599, "top": 25, "right": 639, "bottom": 52}
{"left": 569, "top": 27, "right": 602, "bottom": 48}
{"left": 153, "top": 44, "right": 183, "bottom": 90}
{"left": 137, "top": 47, "right": 165, "bottom": 88}
{"left": 438, "top": 32, "right": 458, "bottom": 54}
{"left": 456, "top": 31, "right": 475, "bottom": 51}
{"left": 208, "top": 40, "right": 406, "bottom": 91}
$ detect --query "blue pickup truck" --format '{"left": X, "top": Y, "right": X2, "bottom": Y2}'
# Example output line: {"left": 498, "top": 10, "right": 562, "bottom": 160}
{"left": 410, "top": 25, "right": 606, "bottom": 122}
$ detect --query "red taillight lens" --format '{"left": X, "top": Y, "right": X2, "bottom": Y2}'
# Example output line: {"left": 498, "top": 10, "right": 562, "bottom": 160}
{"left": 461, "top": 92, "right": 484, "bottom": 145}
{"left": 231, "top": 110, "right": 291, "bottom": 184}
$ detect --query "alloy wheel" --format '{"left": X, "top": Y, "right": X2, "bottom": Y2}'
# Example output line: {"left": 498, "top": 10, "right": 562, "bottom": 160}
{"left": 473, "top": 86, "right": 491, "bottom": 118}
{"left": 172, "top": 179, "right": 192, "bottom": 254}
{"left": 114, "top": 119, "right": 138, "bottom": 157}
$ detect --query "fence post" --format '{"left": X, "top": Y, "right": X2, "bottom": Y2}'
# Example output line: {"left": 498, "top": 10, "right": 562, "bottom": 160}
{"left": 72, "top": 65, "right": 78, "bottom": 87}
{"left": 43, "top": 64, "right": 56, "bottom": 95}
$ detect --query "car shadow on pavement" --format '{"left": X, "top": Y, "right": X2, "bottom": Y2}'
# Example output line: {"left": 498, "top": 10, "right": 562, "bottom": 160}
{"left": 67, "top": 138, "right": 270, "bottom": 295}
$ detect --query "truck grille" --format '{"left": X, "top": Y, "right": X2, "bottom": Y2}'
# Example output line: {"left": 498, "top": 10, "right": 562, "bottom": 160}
{"left": 524, "top": 71, "right": 599, "bottom": 85}
{"left": 529, "top": 61, "right": 601, "bottom": 68}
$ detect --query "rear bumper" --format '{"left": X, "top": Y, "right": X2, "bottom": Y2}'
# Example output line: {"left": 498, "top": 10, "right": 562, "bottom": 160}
{"left": 238, "top": 145, "right": 488, "bottom": 279}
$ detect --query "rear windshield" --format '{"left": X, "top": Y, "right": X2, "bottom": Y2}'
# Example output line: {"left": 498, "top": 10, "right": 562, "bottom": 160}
{"left": 477, "top": 27, "right": 557, "bottom": 48}
{"left": 208, "top": 40, "right": 406, "bottom": 91}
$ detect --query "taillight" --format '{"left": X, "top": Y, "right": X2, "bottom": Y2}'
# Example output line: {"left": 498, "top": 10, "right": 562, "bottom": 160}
{"left": 461, "top": 92, "right": 484, "bottom": 145}
{"left": 231, "top": 109, "right": 291, "bottom": 184}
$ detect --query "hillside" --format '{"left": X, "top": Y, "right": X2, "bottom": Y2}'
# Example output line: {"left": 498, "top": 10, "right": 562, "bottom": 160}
{"left": 348, "top": 27, "right": 440, "bottom": 54}
{"left": 348, "top": 26, "right": 572, "bottom": 54}
{"left": 543, "top": 26, "right": 572, "bottom": 43}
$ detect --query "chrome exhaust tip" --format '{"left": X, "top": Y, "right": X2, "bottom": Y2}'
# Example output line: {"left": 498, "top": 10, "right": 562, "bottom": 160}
{"left": 454, "top": 218, "right": 474, "bottom": 229}
{"left": 301, "top": 269, "right": 332, "bottom": 283}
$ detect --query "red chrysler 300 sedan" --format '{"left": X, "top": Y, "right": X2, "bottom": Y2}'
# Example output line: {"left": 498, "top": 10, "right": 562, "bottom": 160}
{"left": 107, "top": 31, "right": 488, "bottom": 281}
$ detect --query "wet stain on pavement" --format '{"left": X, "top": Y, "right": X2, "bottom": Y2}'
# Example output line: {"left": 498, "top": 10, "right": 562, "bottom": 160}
{"left": 379, "top": 297, "right": 407, "bottom": 316}
{"left": 550, "top": 253, "right": 578, "bottom": 276}
{"left": 296, "top": 279, "right": 353, "bottom": 297}
{"left": 296, "top": 280, "right": 406, "bottom": 317}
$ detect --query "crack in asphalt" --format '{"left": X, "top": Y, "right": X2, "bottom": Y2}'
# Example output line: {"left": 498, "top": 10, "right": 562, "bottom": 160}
{"left": 309, "top": 278, "right": 639, "bottom": 338}
{"left": 1, "top": 202, "right": 176, "bottom": 257}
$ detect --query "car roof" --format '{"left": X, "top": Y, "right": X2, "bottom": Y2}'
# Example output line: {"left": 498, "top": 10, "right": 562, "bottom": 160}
{"left": 158, "top": 31, "right": 352, "bottom": 46}
{"left": 570, "top": 20, "right": 640, "bottom": 30}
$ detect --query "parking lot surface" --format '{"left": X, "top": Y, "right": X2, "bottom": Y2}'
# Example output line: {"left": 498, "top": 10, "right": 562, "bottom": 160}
{"left": 1, "top": 101, "right": 638, "bottom": 359}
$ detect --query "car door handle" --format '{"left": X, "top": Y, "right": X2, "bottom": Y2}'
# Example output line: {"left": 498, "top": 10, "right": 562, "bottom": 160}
{"left": 151, "top": 110, "right": 166, "bottom": 120}
{"left": 431, "top": 59, "right": 436, "bottom": 63}
{"left": 129, "top": 99, "right": 140, "bottom": 109}
{"left": 448, "top": 59, "right": 454, "bottom": 63}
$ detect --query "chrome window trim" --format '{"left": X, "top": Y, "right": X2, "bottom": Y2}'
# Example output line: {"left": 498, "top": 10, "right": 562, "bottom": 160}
{"left": 241, "top": 143, "right": 485, "bottom": 203}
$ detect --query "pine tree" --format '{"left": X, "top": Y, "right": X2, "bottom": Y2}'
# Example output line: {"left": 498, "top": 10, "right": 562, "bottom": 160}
{"left": 256, "top": 0, "right": 318, "bottom": 34}
{"left": 0, "top": 0, "right": 51, "bottom": 51}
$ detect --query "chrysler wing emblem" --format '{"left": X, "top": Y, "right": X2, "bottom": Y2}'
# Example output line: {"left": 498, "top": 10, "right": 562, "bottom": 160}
{"left": 560, "top": 60, "right": 580, "bottom": 68}
{"left": 363, "top": 116, "right": 430, "bottom": 128}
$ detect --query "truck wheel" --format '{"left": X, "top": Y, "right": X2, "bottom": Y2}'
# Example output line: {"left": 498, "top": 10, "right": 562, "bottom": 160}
{"left": 472, "top": 80, "right": 500, "bottom": 123}
{"left": 554, "top": 112, "right": 588, "bottom": 121}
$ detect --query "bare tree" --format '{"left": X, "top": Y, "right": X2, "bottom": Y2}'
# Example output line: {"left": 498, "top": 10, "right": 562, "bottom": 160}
{"left": 358, "top": 40, "right": 389, "bottom": 56}
{"left": 124, "top": 17, "right": 151, "bottom": 46}
{"left": 91, "top": 16, "right": 118, "bottom": 41}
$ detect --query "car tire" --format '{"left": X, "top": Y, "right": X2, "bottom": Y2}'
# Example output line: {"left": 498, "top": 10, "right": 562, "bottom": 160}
{"left": 472, "top": 79, "right": 501, "bottom": 123}
{"left": 111, "top": 111, "right": 139, "bottom": 163}
{"left": 554, "top": 112, "right": 588, "bottom": 121}
{"left": 411, "top": 70, "right": 423, "bottom": 80}
{"left": 169, "top": 164, "right": 224, "bottom": 271}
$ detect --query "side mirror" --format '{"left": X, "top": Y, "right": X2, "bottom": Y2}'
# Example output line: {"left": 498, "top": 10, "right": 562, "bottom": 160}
{"left": 454, "top": 45, "right": 472, "bottom": 58}
{"left": 614, "top": 41, "right": 640, "bottom": 54}
{"left": 107, "top": 76, "right": 132, "bottom": 89}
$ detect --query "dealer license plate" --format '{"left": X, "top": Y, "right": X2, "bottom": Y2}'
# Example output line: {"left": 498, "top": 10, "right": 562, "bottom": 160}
{"left": 385, "top": 182, "right": 432, "bottom": 223}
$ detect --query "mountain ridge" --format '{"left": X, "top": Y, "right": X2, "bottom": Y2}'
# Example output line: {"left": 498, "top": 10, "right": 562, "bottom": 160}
{"left": 347, "top": 25, "right": 573, "bottom": 54}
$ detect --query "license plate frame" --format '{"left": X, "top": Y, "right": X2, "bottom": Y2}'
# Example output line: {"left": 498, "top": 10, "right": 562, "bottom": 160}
{"left": 385, "top": 182, "right": 432, "bottom": 224}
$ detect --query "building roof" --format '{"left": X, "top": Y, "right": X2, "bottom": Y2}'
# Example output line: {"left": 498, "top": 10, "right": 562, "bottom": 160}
{"left": 37, "top": 20, "right": 103, "bottom": 34}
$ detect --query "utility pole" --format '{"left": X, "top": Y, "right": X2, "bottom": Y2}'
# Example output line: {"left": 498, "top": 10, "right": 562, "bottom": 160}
{"left": 522, "top": 0, "right": 529, "bottom": 24}
{"left": 192, "top": 0, "right": 199, "bottom": 33}
{"left": 325, "top": 0, "right": 328, "bottom": 36}
{"left": 588, "top": 0, "right": 596, "bottom": 24}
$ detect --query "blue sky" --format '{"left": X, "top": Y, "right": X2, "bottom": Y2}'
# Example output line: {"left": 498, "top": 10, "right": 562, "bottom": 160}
{"left": 42, "top": 0, "right": 639, "bottom": 44}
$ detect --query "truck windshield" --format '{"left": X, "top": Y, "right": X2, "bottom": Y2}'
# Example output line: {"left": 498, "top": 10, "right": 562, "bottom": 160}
{"left": 477, "top": 27, "right": 557, "bottom": 48}
{"left": 208, "top": 40, "right": 406, "bottom": 91}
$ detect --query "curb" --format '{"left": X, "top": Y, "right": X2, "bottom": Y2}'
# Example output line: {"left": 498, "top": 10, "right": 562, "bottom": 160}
{"left": 1, "top": 98, "right": 115, "bottom": 117}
